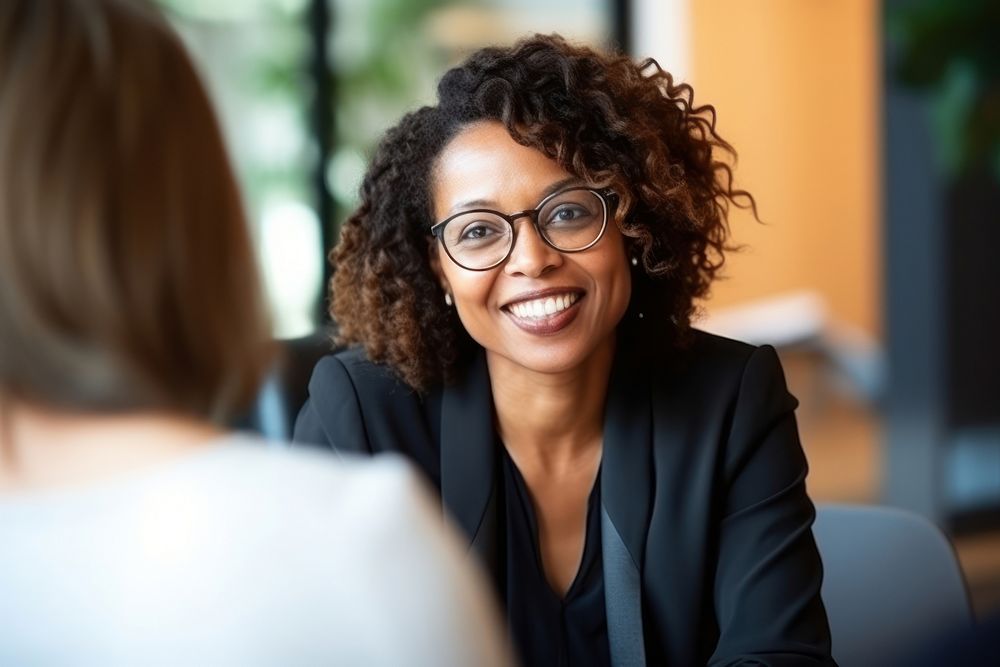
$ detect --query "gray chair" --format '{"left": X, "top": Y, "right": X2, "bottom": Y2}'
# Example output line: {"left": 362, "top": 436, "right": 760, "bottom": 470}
{"left": 813, "top": 504, "right": 973, "bottom": 666}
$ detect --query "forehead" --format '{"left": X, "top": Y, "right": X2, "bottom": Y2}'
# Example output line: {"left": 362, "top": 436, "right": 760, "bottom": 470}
{"left": 431, "top": 121, "right": 574, "bottom": 218}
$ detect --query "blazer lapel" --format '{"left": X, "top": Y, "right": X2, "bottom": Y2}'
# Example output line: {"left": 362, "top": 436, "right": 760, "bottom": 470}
{"left": 439, "top": 350, "right": 499, "bottom": 572}
{"left": 602, "top": 345, "right": 654, "bottom": 667}
{"left": 439, "top": 343, "right": 654, "bottom": 666}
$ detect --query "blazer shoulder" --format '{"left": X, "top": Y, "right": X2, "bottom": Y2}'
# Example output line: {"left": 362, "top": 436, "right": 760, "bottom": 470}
{"left": 309, "top": 346, "right": 419, "bottom": 407}
{"left": 678, "top": 330, "right": 801, "bottom": 479}
{"left": 298, "top": 347, "right": 442, "bottom": 474}
{"left": 687, "top": 329, "right": 789, "bottom": 393}
{"left": 660, "top": 329, "right": 764, "bottom": 389}
{"left": 687, "top": 328, "right": 759, "bottom": 364}
{"left": 646, "top": 329, "right": 794, "bottom": 438}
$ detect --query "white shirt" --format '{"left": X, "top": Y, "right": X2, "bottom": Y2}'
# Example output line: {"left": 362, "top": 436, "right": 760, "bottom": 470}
{"left": 0, "top": 436, "right": 513, "bottom": 666}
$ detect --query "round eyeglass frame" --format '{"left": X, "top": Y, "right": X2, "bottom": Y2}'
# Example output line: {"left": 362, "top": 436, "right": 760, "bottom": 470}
{"left": 429, "top": 186, "right": 618, "bottom": 272}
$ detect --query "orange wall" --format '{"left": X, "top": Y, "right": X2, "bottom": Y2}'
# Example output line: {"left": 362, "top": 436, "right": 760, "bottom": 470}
{"left": 688, "top": 0, "right": 880, "bottom": 336}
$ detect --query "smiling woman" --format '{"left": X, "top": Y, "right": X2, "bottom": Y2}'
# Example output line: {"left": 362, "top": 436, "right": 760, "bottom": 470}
{"left": 295, "top": 34, "right": 837, "bottom": 667}
{"left": 430, "top": 122, "right": 631, "bottom": 377}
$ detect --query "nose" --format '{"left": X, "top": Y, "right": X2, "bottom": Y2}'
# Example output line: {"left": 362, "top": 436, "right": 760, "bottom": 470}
{"left": 503, "top": 216, "right": 563, "bottom": 278}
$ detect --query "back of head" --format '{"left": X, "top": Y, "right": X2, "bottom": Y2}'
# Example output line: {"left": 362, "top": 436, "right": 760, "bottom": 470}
{"left": 0, "top": 0, "right": 272, "bottom": 422}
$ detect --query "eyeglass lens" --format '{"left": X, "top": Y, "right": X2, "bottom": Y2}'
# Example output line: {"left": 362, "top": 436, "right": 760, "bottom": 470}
{"left": 440, "top": 189, "right": 606, "bottom": 270}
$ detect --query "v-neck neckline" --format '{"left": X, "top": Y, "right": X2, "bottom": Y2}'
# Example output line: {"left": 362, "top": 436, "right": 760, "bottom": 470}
{"left": 501, "top": 447, "right": 602, "bottom": 602}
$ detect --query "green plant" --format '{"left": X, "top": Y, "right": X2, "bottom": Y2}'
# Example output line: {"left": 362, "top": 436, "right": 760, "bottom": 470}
{"left": 888, "top": 0, "right": 1000, "bottom": 179}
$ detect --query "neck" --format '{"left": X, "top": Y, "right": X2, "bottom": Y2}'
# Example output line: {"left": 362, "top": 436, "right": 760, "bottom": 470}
{"left": 487, "top": 336, "right": 615, "bottom": 473}
{"left": 0, "top": 402, "right": 222, "bottom": 492}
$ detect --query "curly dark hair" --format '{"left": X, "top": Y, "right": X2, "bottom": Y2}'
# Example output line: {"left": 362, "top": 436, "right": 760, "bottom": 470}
{"left": 331, "top": 34, "right": 756, "bottom": 391}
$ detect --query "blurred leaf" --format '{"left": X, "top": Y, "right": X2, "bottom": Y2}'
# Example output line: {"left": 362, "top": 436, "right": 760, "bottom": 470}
{"left": 889, "top": 0, "right": 1000, "bottom": 178}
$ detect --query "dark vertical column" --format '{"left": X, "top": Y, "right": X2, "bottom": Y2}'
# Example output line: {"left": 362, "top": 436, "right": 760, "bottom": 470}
{"left": 308, "top": 0, "right": 334, "bottom": 323}
{"left": 882, "top": 0, "right": 947, "bottom": 520}
{"left": 883, "top": 0, "right": 1000, "bottom": 526}
{"left": 947, "top": 172, "right": 1000, "bottom": 428}
{"left": 882, "top": 75, "right": 947, "bottom": 520}
{"left": 612, "top": 0, "right": 632, "bottom": 54}
{"left": 945, "top": 169, "right": 1000, "bottom": 531}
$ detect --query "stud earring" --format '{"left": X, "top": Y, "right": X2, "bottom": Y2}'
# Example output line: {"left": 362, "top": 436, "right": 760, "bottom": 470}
{"left": 444, "top": 293, "right": 453, "bottom": 307}
{"left": 631, "top": 256, "right": 639, "bottom": 267}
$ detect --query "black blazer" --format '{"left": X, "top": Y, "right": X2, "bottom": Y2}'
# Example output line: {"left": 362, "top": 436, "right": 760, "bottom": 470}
{"left": 294, "top": 330, "right": 835, "bottom": 666}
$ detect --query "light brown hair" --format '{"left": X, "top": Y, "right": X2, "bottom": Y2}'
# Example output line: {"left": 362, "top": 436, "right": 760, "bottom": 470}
{"left": 0, "top": 0, "right": 272, "bottom": 422}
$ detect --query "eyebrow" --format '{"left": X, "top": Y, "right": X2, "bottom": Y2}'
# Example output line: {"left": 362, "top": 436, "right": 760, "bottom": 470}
{"left": 447, "top": 176, "right": 585, "bottom": 215}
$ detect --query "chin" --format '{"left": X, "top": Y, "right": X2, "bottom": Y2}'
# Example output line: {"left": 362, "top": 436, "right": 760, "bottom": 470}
{"left": 490, "top": 342, "right": 600, "bottom": 376}
{"left": 475, "top": 321, "right": 620, "bottom": 376}
{"left": 516, "top": 354, "right": 583, "bottom": 375}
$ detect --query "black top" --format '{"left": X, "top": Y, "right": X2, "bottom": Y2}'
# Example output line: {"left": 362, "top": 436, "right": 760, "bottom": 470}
{"left": 293, "top": 330, "right": 837, "bottom": 666}
{"left": 501, "top": 448, "right": 609, "bottom": 667}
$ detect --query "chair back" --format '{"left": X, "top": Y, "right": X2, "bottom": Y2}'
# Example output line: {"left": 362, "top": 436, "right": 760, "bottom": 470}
{"left": 813, "top": 503, "right": 973, "bottom": 666}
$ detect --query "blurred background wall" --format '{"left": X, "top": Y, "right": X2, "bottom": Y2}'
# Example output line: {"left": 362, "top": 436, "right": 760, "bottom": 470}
{"left": 674, "top": 1, "right": 886, "bottom": 516}
{"left": 689, "top": 0, "right": 880, "bottom": 338}
{"left": 155, "top": 0, "right": 1000, "bottom": 614}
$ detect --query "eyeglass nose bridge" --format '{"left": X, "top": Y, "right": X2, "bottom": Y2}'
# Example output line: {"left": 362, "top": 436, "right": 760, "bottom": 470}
{"left": 502, "top": 208, "right": 558, "bottom": 253}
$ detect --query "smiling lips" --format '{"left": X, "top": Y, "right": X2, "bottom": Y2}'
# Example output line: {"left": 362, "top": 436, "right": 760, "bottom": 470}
{"left": 502, "top": 290, "right": 583, "bottom": 335}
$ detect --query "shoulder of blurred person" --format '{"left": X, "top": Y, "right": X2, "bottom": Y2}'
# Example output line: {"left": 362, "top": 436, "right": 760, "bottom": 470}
{"left": 0, "top": 435, "right": 513, "bottom": 666}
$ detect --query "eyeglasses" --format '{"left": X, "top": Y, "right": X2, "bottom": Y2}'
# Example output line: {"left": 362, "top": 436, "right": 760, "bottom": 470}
{"left": 430, "top": 187, "right": 616, "bottom": 271}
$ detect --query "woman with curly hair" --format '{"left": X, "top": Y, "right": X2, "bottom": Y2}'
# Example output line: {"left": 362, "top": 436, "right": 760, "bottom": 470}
{"left": 296, "top": 34, "right": 835, "bottom": 666}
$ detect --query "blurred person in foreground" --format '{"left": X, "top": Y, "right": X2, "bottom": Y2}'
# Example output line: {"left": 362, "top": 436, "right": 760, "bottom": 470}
{"left": 0, "top": 1, "right": 511, "bottom": 665}
{"left": 295, "top": 35, "right": 835, "bottom": 666}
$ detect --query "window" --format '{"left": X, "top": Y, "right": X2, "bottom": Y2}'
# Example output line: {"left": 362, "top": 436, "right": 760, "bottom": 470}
{"left": 159, "top": 0, "right": 621, "bottom": 338}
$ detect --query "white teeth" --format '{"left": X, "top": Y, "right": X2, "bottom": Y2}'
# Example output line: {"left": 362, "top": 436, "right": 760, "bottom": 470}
{"left": 508, "top": 293, "right": 579, "bottom": 320}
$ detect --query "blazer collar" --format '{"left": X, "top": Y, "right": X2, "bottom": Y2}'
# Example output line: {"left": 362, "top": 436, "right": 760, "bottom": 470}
{"left": 601, "top": 340, "right": 654, "bottom": 571}
{"left": 439, "top": 343, "right": 654, "bottom": 563}
{"left": 439, "top": 350, "right": 497, "bottom": 559}
{"left": 601, "top": 341, "right": 654, "bottom": 666}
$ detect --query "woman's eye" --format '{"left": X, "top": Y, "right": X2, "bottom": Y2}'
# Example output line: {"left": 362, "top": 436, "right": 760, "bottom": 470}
{"left": 547, "top": 205, "right": 589, "bottom": 224}
{"left": 459, "top": 223, "right": 499, "bottom": 241}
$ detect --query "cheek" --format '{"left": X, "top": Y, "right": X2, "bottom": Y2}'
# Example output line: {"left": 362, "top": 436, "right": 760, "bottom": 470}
{"left": 597, "top": 237, "right": 632, "bottom": 313}
{"left": 443, "top": 266, "right": 498, "bottom": 315}
{"left": 608, "top": 263, "right": 633, "bottom": 320}
{"left": 618, "top": 263, "right": 633, "bottom": 301}
{"left": 450, "top": 278, "right": 501, "bottom": 349}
